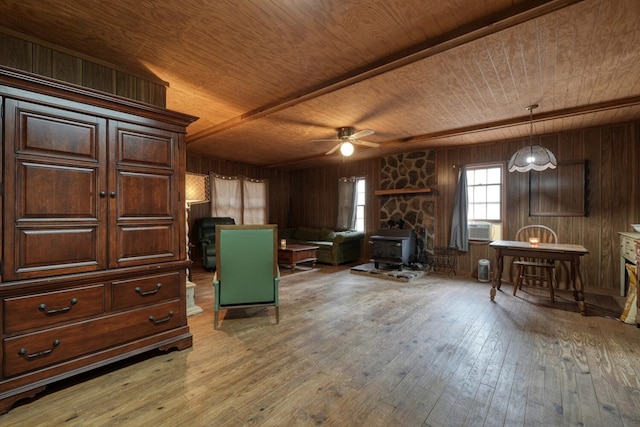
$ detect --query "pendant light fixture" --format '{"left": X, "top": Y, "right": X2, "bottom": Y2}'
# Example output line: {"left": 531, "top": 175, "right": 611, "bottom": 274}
{"left": 507, "top": 104, "right": 557, "bottom": 173}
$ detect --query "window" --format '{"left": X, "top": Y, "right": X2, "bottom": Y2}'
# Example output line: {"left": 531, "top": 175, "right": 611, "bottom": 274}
{"left": 354, "top": 179, "right": 366, "bottom": 232}
{"left": 209, "top": 174, "right": 268, "bottom": 224}
{"left": 337, "top": 177, "right": 365, "bottom": 231}
{"left": 466, "top": 164, "right": 503, "bottom": 240}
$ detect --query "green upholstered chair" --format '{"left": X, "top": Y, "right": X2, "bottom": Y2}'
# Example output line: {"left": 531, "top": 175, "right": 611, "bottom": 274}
{"left": 196, "top": 217, "right": 235, "bottom": 271}
{"left": 212, "top": 224, "right": 280, "bottom": 329}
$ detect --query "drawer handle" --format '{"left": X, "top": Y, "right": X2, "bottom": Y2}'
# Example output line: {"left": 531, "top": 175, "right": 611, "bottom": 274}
{"left": 18, "top": 339, "right": 61, "bottom": 360}
{"left": 38, "top": 298, "right": 78, "bottom": 315}
{"left": 148, "top": 311, "right": 174, "bottom": 325}
{"left": 135, "top": 283, "right": 162, "bottom": 296}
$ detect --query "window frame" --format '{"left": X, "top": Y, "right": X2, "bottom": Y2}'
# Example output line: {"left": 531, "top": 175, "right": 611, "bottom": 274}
{"left": 465, "top": 162, "right": 505, "bottom": 241}
{"left": 354, "top": 178, "right": 366, "bottom": 232}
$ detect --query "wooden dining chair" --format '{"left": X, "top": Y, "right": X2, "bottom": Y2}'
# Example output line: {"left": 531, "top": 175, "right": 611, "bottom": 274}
{"left": 513, "top": 225, "right": 558, "bottom": 301}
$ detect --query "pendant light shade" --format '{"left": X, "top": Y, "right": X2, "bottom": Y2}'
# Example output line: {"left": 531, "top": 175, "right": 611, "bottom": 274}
{"left": 507, "top": 145, "right": 557, "bottom": 172}
{"left": 508, "top": 104, "right": 557, "bottom": 173}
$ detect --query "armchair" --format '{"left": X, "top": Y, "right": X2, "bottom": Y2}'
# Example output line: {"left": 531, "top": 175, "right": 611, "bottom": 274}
{"left": 212, "top": 224, "right": 280, "bottom": 329}
{"left": 196, "top": 217, "right": 236, "bottom": 271}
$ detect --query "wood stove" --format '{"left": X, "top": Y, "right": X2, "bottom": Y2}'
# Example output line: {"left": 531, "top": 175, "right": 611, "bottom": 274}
{"left": 370, "top": 228, "right": 416, "bottom": 269}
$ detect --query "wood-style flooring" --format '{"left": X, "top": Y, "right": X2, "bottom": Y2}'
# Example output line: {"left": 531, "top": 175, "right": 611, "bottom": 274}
{"left": 2, "top": 264, "right": 640, "bottom": 426}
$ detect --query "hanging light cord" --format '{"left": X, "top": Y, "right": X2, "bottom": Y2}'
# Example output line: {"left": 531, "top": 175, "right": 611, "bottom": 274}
{"left": 528, "top": 105, "right": 534, "bottom": 144}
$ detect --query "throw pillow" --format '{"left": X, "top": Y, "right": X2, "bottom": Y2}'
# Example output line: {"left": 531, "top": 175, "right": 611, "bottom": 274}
{"left": 320, "top": 228, "right": 337, "bottom": 240}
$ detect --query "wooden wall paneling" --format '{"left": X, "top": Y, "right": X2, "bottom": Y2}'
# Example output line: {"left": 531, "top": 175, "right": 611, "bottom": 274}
{"left": 83, "top": 62, "right": 115, "bottom": 93}
{"left": 613, "top": 125, "right": 637, "bottom": 229}
{"left": 0, "top": 33, "right": 31, "bottom": 70}
{"left": 582, "top": 129, "right": 605, "bottom": 289}
{"left": 434, "top": 150, "right": 454, "bottom": 247}
{"left": 186, "top": 153, "right": 203, "bottom": 174}
{"left": 31, "top": 44, "right": 52, "bottom": 77}
{"left": 598, "top": 127, "right": 616, "bottom": 292}
{"left": 136, "top": 79, "right": 166, "bottom": 108}
{"left": 503, "top": 139, "right": 525, "bottom": 240}
{"left": 268, "top": 168, "right": 291, "bottom": 228}
{"left": 0, "top": 32, "right": 165, "bottom": 106}
{"left": 115, "top": 71, "right": 137, "bottom": 101}
{"left": 51, "top": 50, "right": 83, "bottom": 85}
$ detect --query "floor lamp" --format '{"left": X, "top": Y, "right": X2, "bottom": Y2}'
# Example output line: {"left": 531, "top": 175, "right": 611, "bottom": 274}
{"left": 185, "top": 173, "right": 209, "bottom": 316}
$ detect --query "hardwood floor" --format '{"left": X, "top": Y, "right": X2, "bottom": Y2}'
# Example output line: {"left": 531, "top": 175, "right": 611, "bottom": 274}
{"left": 2, "top": 264, "right": 640, "bottom": 426}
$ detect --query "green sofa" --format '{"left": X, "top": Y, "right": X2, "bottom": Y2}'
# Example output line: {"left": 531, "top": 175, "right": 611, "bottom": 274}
{"left": 279, "top": 227, "right": 365, "bottom": 266}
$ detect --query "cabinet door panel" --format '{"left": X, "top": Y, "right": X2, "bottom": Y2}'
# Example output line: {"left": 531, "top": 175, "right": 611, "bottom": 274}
{"left": 20, "top": 161, "right": 98, "bottom": 219}
{"left": 115, "top": 123, "right": 174, "bottom": 169}
{"left": 109, "top": 121, "right": 180, "bottom": 267}
{"left": 13, "top": 100, "right": 102, "bottom": 161}
{"left": 16, "top": 226, "right": 100, "bottom": 275}
{"left": 3, "top": 99, "right": 108, "bottom": 280}
{"left": 114, "top": 223, "right": 176, "bottom": 266}
{"left": 117, "top": 171, "right": 172, "bottom": 219}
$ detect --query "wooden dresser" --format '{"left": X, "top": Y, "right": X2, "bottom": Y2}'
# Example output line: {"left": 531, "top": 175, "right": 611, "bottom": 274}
{"left": 637, "top": 239, "right": 640, "bottom": 328}
{"left": 0, "top": 68, "right": 197, "bottom": 413}
{"left": 619, "top": 232, "right": 640, "bottom": 296}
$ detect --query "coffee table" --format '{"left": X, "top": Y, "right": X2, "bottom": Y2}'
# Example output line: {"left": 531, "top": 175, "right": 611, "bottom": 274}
{"left": 278, "top": 244, "right": 319, "bottom": 270}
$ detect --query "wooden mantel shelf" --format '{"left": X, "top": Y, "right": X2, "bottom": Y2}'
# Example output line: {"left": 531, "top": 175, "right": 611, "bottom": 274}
{"left": 374, "top": 187, "right": 432, "bottom": 196}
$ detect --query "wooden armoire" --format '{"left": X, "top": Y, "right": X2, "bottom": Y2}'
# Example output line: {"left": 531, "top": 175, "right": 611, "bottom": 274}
{"left": 0, "top": 67, "right": 197, "bottom": 414}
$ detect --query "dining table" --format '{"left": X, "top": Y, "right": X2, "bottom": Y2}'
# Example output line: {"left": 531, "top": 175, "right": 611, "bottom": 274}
{"left": 489, "top": 240, "right": 589, "bottom": 314}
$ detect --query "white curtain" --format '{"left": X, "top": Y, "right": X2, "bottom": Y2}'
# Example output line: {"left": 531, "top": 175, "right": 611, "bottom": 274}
{"left": 449, "top": 166, "right": 469, "bottom": 251}
{"left": 243, "top": 179, "right": 268, "bottom": 224}
{"left": 336, "top": 177, "right": 357, "bottom": 231}
{"left": 210, "top": 173, "right": 268, "bottom": 224}
{"left": 210, "top": 174, "right": 242, "bottom": 222}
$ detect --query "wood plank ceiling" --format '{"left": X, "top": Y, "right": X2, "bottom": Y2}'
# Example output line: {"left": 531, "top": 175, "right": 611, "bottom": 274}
{"left": 1, "top": 0, "right": 639, "bottom": 169}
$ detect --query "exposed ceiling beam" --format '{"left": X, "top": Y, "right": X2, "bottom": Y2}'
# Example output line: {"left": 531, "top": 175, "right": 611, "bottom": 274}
{"left": 391, "top": 95, "right": 640, "bottom": 146}
{"left": 266, "top": 94, "right": 640, "bottom": 168}
{"left": 188, "top": 0, "right": 584, "bottom": 144}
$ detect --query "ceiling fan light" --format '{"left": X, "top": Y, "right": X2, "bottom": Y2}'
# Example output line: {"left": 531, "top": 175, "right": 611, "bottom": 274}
{"left": 507, "top": 145, "right": 557, "bottom": 172}
{"left": 340, "top": 141, "right": 354, "bottom": 156}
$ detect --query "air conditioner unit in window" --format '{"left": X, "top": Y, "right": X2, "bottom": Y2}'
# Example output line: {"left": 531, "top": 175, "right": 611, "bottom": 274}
{"left": 468, "top": 221, "right": 492, "bottom": 241}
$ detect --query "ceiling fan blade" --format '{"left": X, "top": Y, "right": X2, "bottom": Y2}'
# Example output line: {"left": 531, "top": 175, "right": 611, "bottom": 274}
{"left": 351, "top": 129, "right": 375, "bottom": 139}
{"left": 311, "top": 139, "right": 341, "bottom": 143}
{"left": 354, "top": 140, "right": 380, "bottom": 148}
{"left": 325, "top": 143, "right": 342, "bottom": 155}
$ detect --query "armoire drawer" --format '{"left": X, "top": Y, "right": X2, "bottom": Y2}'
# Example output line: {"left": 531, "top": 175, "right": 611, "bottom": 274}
{"left": 111, "top": 272, "right": 181, "bottom": 310}
{"left": 4, "top": 284, "right": 105, "bottom": 334}
{"left": 4, "top": 299, "right": 182, "bottom": 377}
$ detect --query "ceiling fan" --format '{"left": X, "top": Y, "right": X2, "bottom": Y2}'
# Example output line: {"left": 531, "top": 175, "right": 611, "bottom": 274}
{"left": 312, "top": 126, "right": 380, "bottom": 156}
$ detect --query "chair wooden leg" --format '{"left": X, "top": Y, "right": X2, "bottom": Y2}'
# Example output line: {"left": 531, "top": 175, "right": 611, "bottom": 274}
{"left": 546, "top": 268, "right": 555, "bottom": 302}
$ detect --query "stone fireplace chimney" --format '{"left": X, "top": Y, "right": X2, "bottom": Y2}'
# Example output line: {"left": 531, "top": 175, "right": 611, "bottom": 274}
{"left": 378, "top": 151, "right": 435, "bottom": 264}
